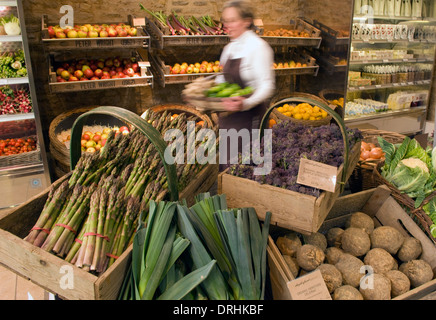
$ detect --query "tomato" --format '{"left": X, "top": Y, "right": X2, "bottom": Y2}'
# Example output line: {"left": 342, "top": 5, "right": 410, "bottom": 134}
{"left": 0, "top": 142, "right": 5, "bottom": 148}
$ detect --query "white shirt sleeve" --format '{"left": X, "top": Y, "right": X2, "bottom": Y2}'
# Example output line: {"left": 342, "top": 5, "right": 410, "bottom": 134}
{"left": 241, "top": 39, "right": 275, "bottom": 111}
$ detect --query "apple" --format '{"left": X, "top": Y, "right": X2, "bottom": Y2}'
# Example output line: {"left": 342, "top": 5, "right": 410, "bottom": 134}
{"left": 102, "top": 71, "right": 110, "bottom": 77}
{"left": 187, "top": 66, "right": 193, "bottom": 74}
{"left": 180, "top": 68, "right": 187, "bottom": 74}
{"left": 206, "top": 65, "right": 213, "bottom": 73}
{"left": 129, "top": 27, "right": 137, "bottom": 36}
{"left": 92, "top": 134, "right": 101, "bottom": 142}
{"left": 84, "top": 24, "right": 92, "bottom": 31}
{"left": 119, "top": 126, "right": 129, "bottom": 134}
{"left": 115, "top": 66, "right": 123, "bottom": 73}
{"left": 90, "top": 64, "right": 98, "bottom": 71}
{"left": 88, "top": 30, "right": 99, "bottom": 38}
{"left": 48, "top": 26, "right": 56, "bottom": 38}
{"left": 199, "top": 65, "right": 207, "bottom": 73}
{"left": 68, "top": 76, "right": 79, "bottom": 81}
{"left": 81, "top": 139, "right": 88, "bottom": 147}
{"left": 105, "top": 59, "right": 114, "bottom": 67}
{"left": 80, "top": 77, "right": 88, "bottom": 81}
{"left": 66, "top": 66, "right": 74, "bottom": 74}
{"left": 85, "top": 140, "right": 96, "bottom": 148}
{"left": 58, "top": 78, "right": 67, "bottom": 82}
{"left": 125, "top": 68, "right": 135, "bottom": 77}
{"left": 93, "top": 25, "right": 102, "bottom": 33}
{"left": 62, "top": 62, "right": 70, "bottom": 69}
{"left": 77, "top": 30, "right": 88, "bottom": 38}
{"left": 97, "top": 61, "right": 105, "bottom": 69}
{"left": 101, "top": 139, "right": 107, "bottom": 147}
{"left": 94, "top": 144, "right": 101, "bottom": 152}
{"left": 56, "top": 75, "right": 62, "bottom": 82}
{"left": 119, "top": 29, "right": 128, "bottom": 37}
{"left": 101, "top": 74, "right": 110, "bottom": 80}
{"left": 94, "top": 69, "right": 103, "bottom": 78}
{"left": 131, "top": 63, "right": 139, "bottom": 72}
{"left": 111, "top": 75, "right": 119, "bottom": 79}
{"left": 61, "top": 70, "right": 71, "bottom": 80}
{"left": 99, "top": 30, "right": 109, "bottom": 38}
{"left": 103, "top": 128, "right": 111, "bottom": 135}
{"left": 82, "top": 65, "right": 91, "bottom": 73}
{"left": 117, "top": 71, "right": 125, "bottom": 78}
{"left": 113, "top": 58, "right": 121, "bottom": 68}
{"left": 56, "top": 67, "right": 65, "bottom": 76}
{"left": 67, "top": 29, "right": 78, "bottom": 38}
{"left": 56, "top": 31, "right": 67, "bottom": 38}
{"left": 90, "top": 76, "right": 99, "bottom": 80}
{"left": 84, "top": 68, "right": 94, "bottom": 78}
{"left": 74, "top": 70, "right": 84, "bottom": 78}
{"left": 101, "top": 133, "right": 109, "bottom": 140}
{"left": 109, "top": 70, "right": 117, "bottom": 77}
{"left": 86, "top": 147, "right": 96, "bottom": 153}
{"left": 107, "top": 28, "right": 118, "bottom": 37}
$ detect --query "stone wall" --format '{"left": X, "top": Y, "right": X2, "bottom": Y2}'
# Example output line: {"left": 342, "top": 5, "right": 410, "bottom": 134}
{"left": 20, "top": 0, "right": 327, "bottom": 133}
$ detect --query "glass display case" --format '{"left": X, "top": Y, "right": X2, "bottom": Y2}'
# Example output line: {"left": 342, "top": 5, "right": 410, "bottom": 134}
{"left": 344, "top": 0, "right": 436, "bottom": 135}
{"left": 0, "top": 0, "right": 50, "bottom": 209}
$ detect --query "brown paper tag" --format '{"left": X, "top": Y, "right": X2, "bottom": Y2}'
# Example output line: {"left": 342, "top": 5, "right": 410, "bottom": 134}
{"left": 287, "top": 270, "right": 332, "bottom": 300}
{"left": 297, "top": 158, "right": 338, "bottom": 193}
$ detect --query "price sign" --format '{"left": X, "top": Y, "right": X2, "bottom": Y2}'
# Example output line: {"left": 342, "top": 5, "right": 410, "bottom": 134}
{"left": 297, "top": 158, "right": 338, "bottom": 193}
{"left": 287, "top": 270, "right": 332, "bottom": 300}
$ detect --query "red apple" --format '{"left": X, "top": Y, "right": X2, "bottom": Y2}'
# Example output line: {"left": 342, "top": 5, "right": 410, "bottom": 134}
{"left": 67, "top": 66, "right": 75, "bottom": 74}
{"left": 109, "top": 70, "right": 117, "bottom": 77}
{"left": 102, "top": 71, "right": 110, "bottom": 77}
{"left": 88, "top": 30, "right": 99, "bottom": 38}
{"left": 82, "top": 65, "right": 91, "bottom": 73}
{"left": 56, "top": 67, "right": 65, "bottom": 76}
{"left": 131, "top": 63, "right": 139, "bottom": 72}
{"left": 90, "top": 64, "right": 98, "bottom": 71}
{"left": 92, "top": 134, "right": 101, "bottom": 142}
{"left": 107, "top": 28, "right": 118, "bottom": 37}
{"left": 56, "top": 75, "right": 62, "bottom": 82}
{"left": 99, "top": 30, "right": 108, "bottom": 37}
{"left": 118, "top": 71, "right": 125, "bottom": 78}
{"left": 118, "top": 29, "right": 128, "bottom": 37}
{"left": 113, "top": 58, "right": 121, "bottom": 68}
{"left": 48, "top": 26, "right": 56, "bottom": 38}
{"left": 84, "top": 68, "right": 94, "bottom": 78}
{"left": 74, "top": 70, "right": 84, "bottom": 78}
{"left": 94, "top": 69, "right": 103, "bottom": 78}
{"left": 101, "top": 75, "right": 110, "bottom": 79}
{"left": 90, "top": 76, "right": 99, "bottom": 80}
{"left": 111, "top": 75, "right": 119, "bottom": 79}
{"left": 80, "top": 77, "right": 88, "bottom": 81}
{"left": 68, "top": 76, "right": 79, "bottom": 81}
{"left": 119, "top": 126, "right": 129, "bottom": 134}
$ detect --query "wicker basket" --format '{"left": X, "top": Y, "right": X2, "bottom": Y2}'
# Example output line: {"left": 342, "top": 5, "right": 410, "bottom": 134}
{"left": 319, "top": 89, "right": 344, "bottom": 102}
{"left": 348, "top": 129, "right": 406, "bottom": 192}
{"left": 374, "top": 160, "right": 436, "bottom": 244}
{"left": 0, "top": 138, "right": 40, "bottom": 168}
{"left": 148, "top": 104, "right": 216, "bottom": 131}
{"left": 271, "top": 92, "right": 333, "bottom": 127}
{"left": 49, "top": 106, "right": 128, "bottom": 170}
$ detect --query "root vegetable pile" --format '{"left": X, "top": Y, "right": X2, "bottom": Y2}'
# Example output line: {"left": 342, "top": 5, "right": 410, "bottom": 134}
{"left": 275, "top": 211, "right": 435, "bottom": 300}
{"left": 0, "top": 86, "right": 32, "bottom": 115}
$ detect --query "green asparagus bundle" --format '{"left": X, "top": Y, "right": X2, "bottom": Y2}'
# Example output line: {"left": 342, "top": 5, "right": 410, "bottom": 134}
{"left": 25, "top": 109, "right": 214, "bottom": 275}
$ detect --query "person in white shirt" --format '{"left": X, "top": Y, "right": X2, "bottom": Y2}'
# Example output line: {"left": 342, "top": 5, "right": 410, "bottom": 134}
{"left": 217, "top": 0, "right": 275, "bottom": 170}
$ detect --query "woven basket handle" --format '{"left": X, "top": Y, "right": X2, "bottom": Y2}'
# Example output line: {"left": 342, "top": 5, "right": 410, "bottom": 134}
{"left": 259, "top": 96, "right": 350, "bottom": 193}
{"left": 69, "top": 106, "right": 179, "bottom": 201}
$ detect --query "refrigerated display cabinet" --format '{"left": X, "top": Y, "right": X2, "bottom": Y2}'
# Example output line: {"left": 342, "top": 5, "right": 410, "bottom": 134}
{"left": 345, "top": 0, "right": 436, "bottom": 135}
{"left": 0, "top": 0, "right": 50, "bottom": 209}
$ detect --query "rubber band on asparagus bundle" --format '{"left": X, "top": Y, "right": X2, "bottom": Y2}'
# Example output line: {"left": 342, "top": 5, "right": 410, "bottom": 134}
{"left": 106, "top": 253, "right": 119, "bottom": 260}
{"left": 83, "top": 232, "right": 110, "bottom": 242}
{"left": 31, "top": 226, "right": 50, "bottom": 235}
{"left": 55, "top": 223, "right": 77, "bottom": 234}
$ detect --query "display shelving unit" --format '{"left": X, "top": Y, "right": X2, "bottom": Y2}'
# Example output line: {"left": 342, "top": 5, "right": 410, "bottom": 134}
{"left": 0, "top": 0, "right": 50, "bottom": 209}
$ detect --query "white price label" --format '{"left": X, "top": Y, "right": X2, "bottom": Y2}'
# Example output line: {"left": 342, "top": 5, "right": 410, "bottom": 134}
{"left": 297, "top": 158, "right": 338, "bottom": 193}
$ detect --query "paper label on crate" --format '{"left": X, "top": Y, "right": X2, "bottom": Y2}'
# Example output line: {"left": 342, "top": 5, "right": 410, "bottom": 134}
{"left": 297, "top": 158, "right": 338, "bottom": 193}
{"left": 286, "top": 270, "right": 332, "bottom": 300}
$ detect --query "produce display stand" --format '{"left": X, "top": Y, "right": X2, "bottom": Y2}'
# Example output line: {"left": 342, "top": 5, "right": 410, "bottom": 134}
{"left": 273, "top": 49, "right": 320, "bottom": 77}
{"left": 148, "top": 53, "right": 218, "bottom": 87}
{"left": 268, "top": 185, "right": 436, "bottom": 300}
{"left": 144, "top": 17, "right": 230, "bottom": 50}
{"left": 312, "top": 20, "right": 350, "bottom": 47}
{"left": 41, "top": 15, "right": 150, "bottom": 51}
{"left": 259, "top": 18, "right": 322, "bottom": 48}
{"left": 0, "top": 107, "right": 216, "bottom": 300}
{"left": 47, "top": 51, "right": 153, "bottom": 93}
{"left": 218, "top": 96, "right": 361, "bottom": 235}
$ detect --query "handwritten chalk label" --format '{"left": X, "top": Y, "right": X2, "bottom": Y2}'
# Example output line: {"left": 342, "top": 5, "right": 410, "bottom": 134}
{"left": 297, "top": 158, "right": 338, "bottom": 193}
{"left": 287, "top": 270, "right": 332, "bottom": 300}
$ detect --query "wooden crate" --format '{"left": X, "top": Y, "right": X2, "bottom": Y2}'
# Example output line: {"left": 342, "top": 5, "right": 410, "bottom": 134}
{"left": 148, "top": 53, "right": 218, "bottom": 87}
{"left": 48, "top": 51, "right": 153, "bottom": 93}
{"left": 218, "top": 143, "right": 361, "bottom": 235}
{"left": 41, "top": 15, "right": 150, "bottom": 50}
{"left": 267, "top": 185, "right": 436, "bottom": 300}
{"left": 0, "top": 163, "right": 218, "bottom": 300}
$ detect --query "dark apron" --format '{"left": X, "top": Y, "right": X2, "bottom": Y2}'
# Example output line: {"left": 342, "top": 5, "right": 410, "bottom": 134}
{"left": 218, "top": 58, "right": 268, "bottom": 171}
